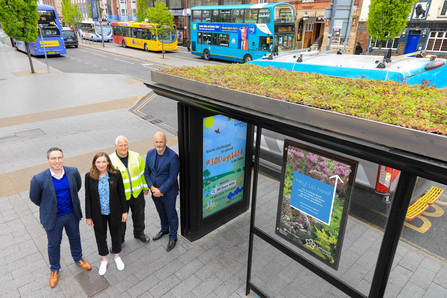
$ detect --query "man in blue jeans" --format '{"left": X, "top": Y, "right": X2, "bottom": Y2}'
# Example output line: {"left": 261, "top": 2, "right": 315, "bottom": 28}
{"left": 30, "top": 147, "right": 91, "bottom": 288}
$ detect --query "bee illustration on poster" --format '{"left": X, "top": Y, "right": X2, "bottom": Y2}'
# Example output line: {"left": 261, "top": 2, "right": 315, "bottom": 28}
{"left": 275, "top": 140, "right": 358, "bottom": 269}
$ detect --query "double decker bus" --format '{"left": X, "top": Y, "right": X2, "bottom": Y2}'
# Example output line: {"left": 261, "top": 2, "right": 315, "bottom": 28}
{"left": 78, "top": 21, "right": 113, "bottom": 42}
{"left": 190, "top": 3, "right": 296, "bottom": 63}
{"left": 15, "top": 4, "right": 66, "bottom": 56}
{"left": 111, "top": 21, "right": 178, "bottom": 52}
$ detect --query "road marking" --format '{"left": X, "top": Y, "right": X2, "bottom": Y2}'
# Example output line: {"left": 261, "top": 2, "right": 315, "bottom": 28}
{"left": 421, "top": 203, "right": 445, "bottom": 217}
{"left": 134, "top": 93, "right": 156, "bottom": 117}
{"left": 77, "top": 49, "right": 87, "bottom": 52}
{"left": 404, "top": 215, "right": 431, "bottom": 233}
{"left": 115, "top": 58, "right": 134, "bottom": 64}
{"left": 142, "top": 65, "right": 158, "bottom": 70}
{"left": 373, "top": 209, "right": 432, "bottom": 234}
{"left": 92, "top": 52, "right": 107, "bottom": 57}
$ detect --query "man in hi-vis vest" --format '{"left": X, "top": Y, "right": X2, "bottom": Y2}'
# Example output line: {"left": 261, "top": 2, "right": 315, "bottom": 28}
{"left": 110, "top": 136, "right": 150, "bottom": 243}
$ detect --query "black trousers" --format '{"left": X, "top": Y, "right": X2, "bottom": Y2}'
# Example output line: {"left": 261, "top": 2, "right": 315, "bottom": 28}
{"left": 121, "top": 191, "right": 146, "bottom": 240}
{"left": 93, "top": 214, "right": 122, "bottom": 256}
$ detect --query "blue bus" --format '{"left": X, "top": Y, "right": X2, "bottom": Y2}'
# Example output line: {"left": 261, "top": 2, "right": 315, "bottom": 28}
{"left": 15, "top": 4, "right": 67, "bottom": 56}
{"left": 190, "top": 3, "right": 296, "bottom": 63}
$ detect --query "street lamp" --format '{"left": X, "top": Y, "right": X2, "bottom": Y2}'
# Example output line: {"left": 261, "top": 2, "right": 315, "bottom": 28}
{"left": 303, "top": 12, "right": 309, "bottom": 21}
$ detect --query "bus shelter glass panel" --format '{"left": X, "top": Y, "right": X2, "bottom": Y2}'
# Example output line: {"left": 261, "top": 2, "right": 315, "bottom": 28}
{"left": 384, "top": 178, "right": 447, "bottom": 297}
{"left": 249, "top": 131, "right": 401, "bottom": 297}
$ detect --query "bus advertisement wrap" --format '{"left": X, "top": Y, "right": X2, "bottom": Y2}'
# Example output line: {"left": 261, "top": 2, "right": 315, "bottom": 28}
{"left": 202, "top": 115, "right": 247, "bottom": 218}
{"left": 276, "top": 140, "right": 358, "bottom": 270}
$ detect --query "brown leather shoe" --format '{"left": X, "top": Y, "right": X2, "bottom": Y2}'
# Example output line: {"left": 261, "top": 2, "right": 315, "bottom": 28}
{"left": 49, "top": 271, "right": 59, "bottom": 288}
{"left": 75, "top": 258, "right": 92, "bottom": 270}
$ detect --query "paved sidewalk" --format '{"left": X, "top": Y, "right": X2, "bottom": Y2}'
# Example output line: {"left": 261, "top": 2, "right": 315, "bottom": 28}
{"left": 1, "top": 40, "right": 447, "bottom": 298}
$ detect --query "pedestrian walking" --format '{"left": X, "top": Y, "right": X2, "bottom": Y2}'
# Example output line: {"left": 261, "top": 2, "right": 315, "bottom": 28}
{"left": 85, "top": 152, "right": 128, "bottom": 275}
{"left": 144, "top": 132, "right": 181, "bottom": 252}
{"left": 354, "top": 42, "right": 363, "bottom": 55}
{"left": 29, "top": 147, "right": 91, "bottom": 288}
{"left": 110, "top": 136, "right": 150, "bottom": 243}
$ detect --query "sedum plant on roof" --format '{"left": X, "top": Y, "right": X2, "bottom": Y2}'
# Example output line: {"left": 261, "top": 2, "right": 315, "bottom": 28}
{"left": 160, "top": 64, "right": 447, "bottom": 135}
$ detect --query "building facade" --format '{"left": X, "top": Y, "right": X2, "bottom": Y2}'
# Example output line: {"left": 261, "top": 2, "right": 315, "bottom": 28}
{"left": 357, "top": 0, "right": 447, "bottom": 57}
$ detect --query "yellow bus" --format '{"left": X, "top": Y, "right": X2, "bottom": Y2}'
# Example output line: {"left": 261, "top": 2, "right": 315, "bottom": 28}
{"left": 111, "top": 21, "right": 178, "bottom": 52}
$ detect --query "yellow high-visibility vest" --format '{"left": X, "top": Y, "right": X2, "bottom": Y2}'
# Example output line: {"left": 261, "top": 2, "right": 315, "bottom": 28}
{"left": 110, "top": 151, "right": 148, "bottom": 200}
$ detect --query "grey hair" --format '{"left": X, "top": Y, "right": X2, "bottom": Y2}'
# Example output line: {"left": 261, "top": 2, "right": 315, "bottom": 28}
{"left": 115, "top": 136, "right": 128, "bottom": 145}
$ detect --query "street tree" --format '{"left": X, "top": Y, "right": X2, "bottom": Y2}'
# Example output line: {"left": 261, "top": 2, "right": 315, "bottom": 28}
{"left": 61, "top": 0, "right": 82, "bottom": 31}
{"left": 144, "top": 1, "right": 174, "bottom": 58}
{"left": 136, "top": 0, "right": 150, "bottom": 22}
{"left": 0, "top": 0, "right": 39, "bottom": 73}
{"left": 367, "top": 0, "right": 417, "bottom": 55}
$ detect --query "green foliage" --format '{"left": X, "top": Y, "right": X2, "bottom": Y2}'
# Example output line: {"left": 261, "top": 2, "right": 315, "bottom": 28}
{"left": 312, "top": 225, "right": 338, "bottom": 262}
{"left": 203, "top": 169, "right": 211, "bottom": 179}
{"left": 144, "top": 1, "right": 174, "bottom": 57}
{"left": 161, "top": 64, "right": 447, "bottom": 135}
{"left": 89, "top": 4, "right": 92, "bottom": 19}
{"left": 0, "top": 0, "right": 38, "bottom": 42}
{"left": 136, "top": 0, "right": 150, "bottom": 22}
{"left": 367, "top": 0, "right": 418, "bottom": 53}
{"left": 61, "top": 0, "right": 82, "bottom": 29}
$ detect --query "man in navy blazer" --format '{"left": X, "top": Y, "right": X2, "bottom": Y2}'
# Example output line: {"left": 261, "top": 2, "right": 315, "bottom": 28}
{"left": 30, "top": 147, "right": 91, "bottom": 288}
{"left": 144, "top": 132, "right": 180, "bottom": 251}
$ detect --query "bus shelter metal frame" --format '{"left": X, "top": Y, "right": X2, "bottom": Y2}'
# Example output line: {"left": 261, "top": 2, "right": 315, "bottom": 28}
{"left": 146, "top": 78, "right": 447, "bottom": 298}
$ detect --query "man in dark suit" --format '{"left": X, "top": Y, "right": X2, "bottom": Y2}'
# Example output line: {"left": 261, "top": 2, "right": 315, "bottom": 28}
{"left": 144, "top": 132, "right": 181, "bottom": 251}
{"left": 30, "top": 147, "right": 91, "bottom": 288}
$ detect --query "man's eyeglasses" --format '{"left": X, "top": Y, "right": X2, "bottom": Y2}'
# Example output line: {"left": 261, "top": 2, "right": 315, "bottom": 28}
{"left": 49, "top": 157, "right": 64, "bottom": 161}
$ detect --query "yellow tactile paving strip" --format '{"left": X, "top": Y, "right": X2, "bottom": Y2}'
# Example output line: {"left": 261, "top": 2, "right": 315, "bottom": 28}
{"left": 0, "top": 96, "right": 141, "bottom": 129}
{"left": 0, "top": 136, "right": 177, "bottom": 198}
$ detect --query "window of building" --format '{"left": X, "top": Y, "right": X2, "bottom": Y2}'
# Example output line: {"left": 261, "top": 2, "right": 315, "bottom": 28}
{"left": 441, "top": 1, "right": 447, "bottom": 16}
{"left": 190, "top": 0, "right": 201, "bottom": 7}
{"left": 203, "top": 0, "right": 218, "bottom": 5}
{"left": 426, "top": 31, "right": 447, "bottom": 51}
{"left": 169, "top": 0, "right": 181, "bottom": 8}
{"left": 371, "top": 37, "right": 400, "bottom": 49}
{"left": 305, "top": 23, "right": 313, "bottom": 31}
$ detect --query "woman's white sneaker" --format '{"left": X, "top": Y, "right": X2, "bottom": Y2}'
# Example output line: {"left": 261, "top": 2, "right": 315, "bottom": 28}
{"left": 115, "top": 257, "right": 125, "bottom": 271}
{"left": 99, "top": 261, "right": 108, "bottom": 275}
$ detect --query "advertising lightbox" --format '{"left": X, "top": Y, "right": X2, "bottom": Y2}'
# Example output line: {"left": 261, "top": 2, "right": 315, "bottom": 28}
{"left": 276, "top": 140, "right": 358, "bottom": 269}
{"left": 202, "top": 115, "right": 247, "bottom": 218}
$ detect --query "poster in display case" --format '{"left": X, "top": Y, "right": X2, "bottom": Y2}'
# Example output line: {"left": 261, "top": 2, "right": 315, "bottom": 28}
{"left": 276, "top": 139, "right": 358, "bottom": 269}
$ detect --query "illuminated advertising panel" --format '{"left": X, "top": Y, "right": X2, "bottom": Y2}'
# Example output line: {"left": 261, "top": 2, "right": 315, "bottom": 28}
{"left": 202, "top": 115, "right": 247, "bottom": 218}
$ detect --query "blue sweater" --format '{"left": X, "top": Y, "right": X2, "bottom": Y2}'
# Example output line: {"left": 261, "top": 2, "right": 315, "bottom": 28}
{"left": 53, "top": 175, "right": 74, "bottom": 217}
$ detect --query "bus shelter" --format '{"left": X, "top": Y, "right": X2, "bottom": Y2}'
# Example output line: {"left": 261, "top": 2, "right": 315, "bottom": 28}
{"left": 146, "top": 72, "right": 447, "bottom": 298}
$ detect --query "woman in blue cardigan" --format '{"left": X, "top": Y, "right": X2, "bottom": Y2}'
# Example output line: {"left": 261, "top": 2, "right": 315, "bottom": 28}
{"left": 85, "top": 152, "right": 128, "bottom": 275}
